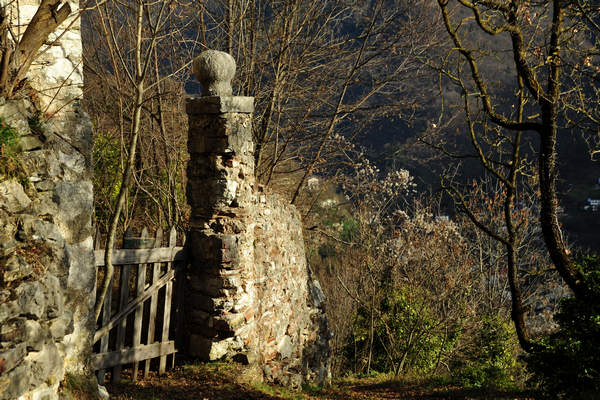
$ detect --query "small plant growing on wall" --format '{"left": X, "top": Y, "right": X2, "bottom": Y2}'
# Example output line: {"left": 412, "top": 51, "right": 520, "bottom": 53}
{"left": 0, "top": 117, "right": 24, "bottom": 182}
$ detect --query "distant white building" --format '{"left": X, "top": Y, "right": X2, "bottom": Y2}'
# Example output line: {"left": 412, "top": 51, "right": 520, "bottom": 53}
{"left": 585, "top": 198, "right": 600, "bottom": 211}
{"left": 307, "top": 177, "right": 320, "bottom": 193}
{"left": 320, "top": 198, "right": 337, "bottom": 209}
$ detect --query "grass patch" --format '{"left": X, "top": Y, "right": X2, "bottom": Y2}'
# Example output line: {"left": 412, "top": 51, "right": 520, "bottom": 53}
{"left": 0, "top": 117, "right": 30, "bottom": 189}
{"left": 27, "top": 111, "right": 45, "bottom": 137}
{"left": 59, "top": 373, "right": 98, "bottom": 400}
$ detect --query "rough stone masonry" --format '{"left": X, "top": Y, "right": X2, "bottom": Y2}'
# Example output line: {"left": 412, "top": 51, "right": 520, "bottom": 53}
{"left": 186, "top": 50, "right": 332, "bottom": 388}
{"left": 0, "top": 0, "right": 95, "bottom": 399}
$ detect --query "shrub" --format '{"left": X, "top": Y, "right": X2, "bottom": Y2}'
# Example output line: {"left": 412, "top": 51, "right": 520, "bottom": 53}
{"left": 525, "top": 256, "right": 600, "bottom": 400}
{"left": 452, "top": 314, "right": 524, "bottom": 390}
{"left": 346, "top": 287, "right": 459, "bottom": 376}
{"left": 340, "top": 218, "right": 359, "bottom": 242}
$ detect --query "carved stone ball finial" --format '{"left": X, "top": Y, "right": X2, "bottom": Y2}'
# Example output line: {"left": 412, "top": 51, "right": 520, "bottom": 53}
{"left": 193, "top": 50, "right": 236, "bottom": 96}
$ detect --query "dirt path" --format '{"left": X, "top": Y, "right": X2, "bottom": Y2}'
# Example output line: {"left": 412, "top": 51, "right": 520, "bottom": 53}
{"left": 105, "top": 363, "right": 534, "bottom": 400}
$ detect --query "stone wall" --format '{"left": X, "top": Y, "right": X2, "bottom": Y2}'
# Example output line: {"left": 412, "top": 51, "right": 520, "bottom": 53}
{"left": 253, "top": 194, "right": 331, "bottom": 386}
{"left": 186, "top": 50, "right": 331, "bottom": 388}
{"left": 0, "top": 0, "right": 95, "bottom": 399}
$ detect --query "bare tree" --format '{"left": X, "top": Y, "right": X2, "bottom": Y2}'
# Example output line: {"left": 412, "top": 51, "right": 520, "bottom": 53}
{"left": 87, "top": 0, "right": 198, "bottom": 320}
{"left": 195, "top": 0, "right": 444, "bottom": 206}
{"left": 429, "top": 0, "right": 600, "bottom": 351}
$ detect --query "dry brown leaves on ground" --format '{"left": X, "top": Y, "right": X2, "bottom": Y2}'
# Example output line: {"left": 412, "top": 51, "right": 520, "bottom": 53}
{"left": 105, "top": 362, "right": 535, "bottom": 400}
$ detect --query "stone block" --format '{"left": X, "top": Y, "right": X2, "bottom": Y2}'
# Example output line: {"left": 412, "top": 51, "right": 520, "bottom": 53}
{"left": 48, "top": 312, "right": 73, "bottom": 340}
{"left": 188, "top": 308, "right": 210, "bottom": 324}
{"left": 26, "top": 343, "right": 63, "bottom": 389}
{"left": 188, "top": 135, "right": 230, "bottom": 154}
{"left": 16, "top": 281, "right": 46, "bottom": 320}
{"left": 277, "top": 335, "right": 293, "bottom": 360}
{"left": 43, "top": 275, "right": 64, "bottom": 319}
{"left": 188, "top": 231, "right": 244, "bottom": 268}
{"left": 0, "top": 343, "right": 27, "bottom": 374}
{"left": 186, "top": 178, "right": 229, "bottom": 209}
{"left": 187, "top": 231, "right": 222, "bottom": 262}
{"left": 98, "top": 384, "right": 109, "bottom": 400}
{"left": 188, "top": 322, "right": 218, "bottom": 338}
{"left": 0, "top": 180, "right": 31, "bottom": 213}
{"left": 0, "top": 101, "right": 33, "bottom": 136}
{"left": 190, "top": 272, "right": 241, "bottom": 295}
{"left": 188, "top": 335, "right": 230, "bottom": 360}
{"left": 0, "top": 364, "right": 31, "bottom": 400}
{"left": 212, "top": 313, "right": 245, "bottom": 333}
{"left": 24, "top": 320, "right": 45, "bottom": 351}
{"left": 0, "top": 301, "right": 20, "bottom": 324}
{"left": 53, "top": 181, "right": 93, "bottom": 243}
{"left": 2, "top": 255, "right": 33, "bottom": 282}
{"left": 188, "top": 292, "right": 215, "bottom": 312}
{"left": 0, "top": 318, "right": 25, "bottom": 344}
{"left": 189, "top": 275, "right": 221, "bottom": 297}
{"left": 186, "top": 96, "right": 254, "bottom": 115}
{"left": 186, "top": 156, "right": 219, "bottom": 179}
{"left": 221, "top": 234, "right": 240, "bottom": 263}
{"left": 17, "top": 215, "right": 64, "bottom": 245}
{"left": 0, "top": 318, "right": 47, "bottom": 352}
{"left": 0, "top": 216, "right": 16, "bottom": 258}
{"left": 30, "top": 192, "right": 58, "bottom": 217}
{"left": 27, "top": 383, "right": 61, "bottom": 400}
{"left": 21, "top": 150, "right": 61, "bottom": 179}
{"left": 19, "top": 135, "right": 44, "bottom": 151}
{"left": 65, "top": 238, "right": 96, "bottom": 293}
{"left": 0, "top": 291, "right": 9, "bottom": 303}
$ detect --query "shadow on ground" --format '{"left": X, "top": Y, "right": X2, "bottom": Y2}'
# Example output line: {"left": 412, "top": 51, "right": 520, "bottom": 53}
{"left": 105, "top": 364, "right": 282, "bottom": 400}
{"left": 104, "top": 363, "right": 534, "bottom": 400}
{"left": 328, "top": 379, "right": 534, "bottom": 400}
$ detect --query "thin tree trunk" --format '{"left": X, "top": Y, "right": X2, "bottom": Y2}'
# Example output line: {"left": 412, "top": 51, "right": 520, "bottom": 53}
{"left": 1, "top": 0, "right": 71, "bottom": 97}
{"left": 95, "top": 0, "right": 145, "bottom": 320}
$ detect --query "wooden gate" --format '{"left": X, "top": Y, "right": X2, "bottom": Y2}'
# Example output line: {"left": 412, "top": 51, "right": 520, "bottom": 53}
{"left": 93, "top": 227, "right": 186, "bottom": 384}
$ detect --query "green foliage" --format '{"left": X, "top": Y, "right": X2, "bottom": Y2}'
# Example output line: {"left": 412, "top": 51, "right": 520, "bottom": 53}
{"left": 93, "top": 131, "right": 122, "bottom": 228}
{"left": 347, "top": 287, "right": 458, "bottom": 376}
{"left": 340, "top": 218, "right": 359, "bottom": 242}
{"left": 27, "top": 111, "right": 44, "bottom": 137}
{"left": 0, "top": 118, "right": 27, "bottom": 184}
{"left": 452, "top": 314, "right": 524, "bottom": 390}
{"left": 525, "top": 256, "right": 600, "bottom": 400}
{"left": 0, "top": 118, "right": 19, "bottom": 151}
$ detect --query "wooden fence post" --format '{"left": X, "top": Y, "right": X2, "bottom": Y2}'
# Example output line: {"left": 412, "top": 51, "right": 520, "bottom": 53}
{"left": 159, "top": 227, "right": 176, "bottom": 374}
{"left": 144, "top": 228, "right": 163, "bottom": 378}
{"left": 112, "top": 229, "right": 135, "bottom": 383}
{"left": 174, "top": 231, "right": 186, "bottom": 367}
{"left": 132, "top": 227, "right": 150, "bottom": 381}
{"left": 96, "top": 239, "right": 112, "bottom": 385}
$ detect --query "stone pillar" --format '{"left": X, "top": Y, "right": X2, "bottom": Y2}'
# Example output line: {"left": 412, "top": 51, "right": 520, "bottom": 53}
{"left": 186, "top": 50, "right": 258, "bottom": 361}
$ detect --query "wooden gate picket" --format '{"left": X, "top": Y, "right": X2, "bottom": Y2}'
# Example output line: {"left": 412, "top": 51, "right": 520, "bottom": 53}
{"left": 93, "top": 227, "right": 186, "bottom": 383}
{"left": 144, "top": 228, "right": 162, "bottom": 378}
